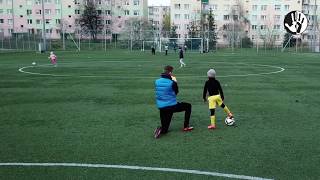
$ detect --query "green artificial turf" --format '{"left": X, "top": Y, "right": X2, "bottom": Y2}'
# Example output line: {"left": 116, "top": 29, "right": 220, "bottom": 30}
{"left": 0, "top": 50, "right": 319, "bottom": 180}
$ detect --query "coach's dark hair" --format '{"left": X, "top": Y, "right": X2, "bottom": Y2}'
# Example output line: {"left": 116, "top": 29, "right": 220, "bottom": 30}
{"left": 164, "top": 65, "right": 174, "bottom": 74}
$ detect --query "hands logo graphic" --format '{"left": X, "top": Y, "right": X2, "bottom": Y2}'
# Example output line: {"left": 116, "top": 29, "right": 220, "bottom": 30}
{"left": 284, "top": 11, "right": 308, "bottom": 35}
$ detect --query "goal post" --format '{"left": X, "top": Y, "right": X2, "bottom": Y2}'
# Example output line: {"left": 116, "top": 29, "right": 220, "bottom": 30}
{"left": 160, "top": 38, "right": 204, "bottom": 53}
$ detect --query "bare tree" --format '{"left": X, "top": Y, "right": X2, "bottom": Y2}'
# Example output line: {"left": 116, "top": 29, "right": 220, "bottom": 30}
{"left": 80, "top": 0, "right": 103, "bottom": 41}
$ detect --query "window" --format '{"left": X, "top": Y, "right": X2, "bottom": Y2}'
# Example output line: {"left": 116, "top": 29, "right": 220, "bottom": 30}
{"left": 124, "top": 10, "right": 129, "bottom": 15}
{"left": 184, "top": 14, "right": 189, "bottom": 19}
{"left": 261, "top": 5, "right": 267, "bottom": 11}
{"left": 274, "top": 15, "right": 281, "bottom": 21}
{"left": 97, "top": 10, "right": 102, "bottom": 15}
{"left": 274, "top": 25, "right": 280, "bottom": 29}
{"left": 75, "top": 9, "right": 80, "bottom": 14}
{"left": 8, "top": 19, "right": 13, "bottom": 24}
{"left": 224, "top": 15, "right": 229, "bottom": 20}
{"left": 36, "top": 19, "right": 41, "bottom": 24}
{"left": 55, "top": 0, "right": 60, "bottom": 4}
{"left": 27, "top": 19, "right": 32, "bottom": 24}
{"left": 174, "top": 4, "right": 181, "bottom": 10}
{"left": 26, "top": 0, "right": 32, "bottom": 5}
{"left": 106, "top": 20, "right": 111, "bottom": 24}
{"left": 211, "top": 4, "right": 218, "bottom": 10}
{"left": 133, "top": 0, "right": 139, "bottom": 5}
{"left": 252, "top": 25, "right": 257, "bottom": 30}
{"left": 260, "top": 25, "right": 267, "bottom": 30}
{"left": 44, "top": 9, "right": 51, "bottom": 15}
{"left": 44, "top": 0, "right": 51, "bottom": 3}
{"left": 45, "top": 19, "right": 50, "bottom": 24}
{"left": 20, "top": 25, "right": 24, "bottom": 28}
{"left": 233, "top": 15, "right": 238, "bottom": 21}
{"left": 55, "top": 9, "right": 60, "bottom": 14}
{"left": 35, "top": 0, "right": 41, "bottom": 5}
{"left": 124, "top": 1, "right": 129, "bottom": 5}
{"left": 224, "top": 5, "right": 230, "bottom": 11}
{"left": 275, "top": 5, "right": 281, "bottom": 11}
{"left": 175, "top": 14, "right": 180, "bottom": 19}
{"left": 261, "top": 15, "right": 266, "bottom": 20}
{"left": 36, "top": 9, "right": 41, "bottom": 15}
{"left": 252, "top": 5, "right": 257, "bottom": 11}
{"left": 133, "top": 10, "right": 139, "bottom": 16}
{"left": 7, "top": 9, "right": 13, "bottom": 14}
{"left": 106, "top": 10, "right": 111, "bottom": 15}
{"left": 252, "top": 15, "right": 257, "bottom": 20}
{"left": 0, "top": 9, "right": 3, "bottom": 14}
{"left": 56, "top": 19, "right": 61, "bottom": 24}
{"left": 8, "top": 29, "right": 13, "bottom": 34}
{"left": 0, "top": 19, "right": 3, "bottom": 24}
{"left": 184, "top": 4, "right": 190, "bottom": 10}
{"left": 27, "top": 9, "right": 32, "bottom": 15}
{"left": 284, "top": 5, "right": 290, "bottom": 10}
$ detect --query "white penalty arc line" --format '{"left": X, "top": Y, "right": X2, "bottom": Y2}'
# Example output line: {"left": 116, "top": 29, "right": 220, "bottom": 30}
{"left": 0, "top": 162, "right": 274, "bottom": 180}
{"left": 18, "top": 62, "right": 285, "bottom": 79}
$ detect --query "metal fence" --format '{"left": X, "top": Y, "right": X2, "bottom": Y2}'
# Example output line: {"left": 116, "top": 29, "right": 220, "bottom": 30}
{"left": 0, "top": 31, "right": 319, "bottom": 53}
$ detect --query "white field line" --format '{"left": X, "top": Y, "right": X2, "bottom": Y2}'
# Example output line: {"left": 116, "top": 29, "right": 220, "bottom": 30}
{"left": 0, "top": 162, "right": 274, "bottom": 180}
{"left": 18, "top": 62, "right": 285, "bottom": 78}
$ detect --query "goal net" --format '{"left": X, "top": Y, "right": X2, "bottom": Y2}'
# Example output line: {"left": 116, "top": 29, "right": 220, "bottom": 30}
{"left": 160, "top": 38, "right": 203, "bottom": 53}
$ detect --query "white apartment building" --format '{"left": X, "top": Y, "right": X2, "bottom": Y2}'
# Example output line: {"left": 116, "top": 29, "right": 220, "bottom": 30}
{"left": 169, "top": 0, "right": 318, "bottom": 46}
{"left": 170, "top": 0, "right": 201, "bottom": 39}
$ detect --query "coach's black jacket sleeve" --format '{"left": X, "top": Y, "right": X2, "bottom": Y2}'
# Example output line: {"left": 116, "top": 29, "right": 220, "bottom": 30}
{"left": 172, "top": 81, "right": 179, "bottom": 95}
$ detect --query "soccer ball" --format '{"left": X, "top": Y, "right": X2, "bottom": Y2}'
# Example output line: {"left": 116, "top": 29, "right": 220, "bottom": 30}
{"left": 32, "top": 62, "right": 36, "bottom": 65}
{"left": 225, "top": 117, "right": 235, "bottom": 126}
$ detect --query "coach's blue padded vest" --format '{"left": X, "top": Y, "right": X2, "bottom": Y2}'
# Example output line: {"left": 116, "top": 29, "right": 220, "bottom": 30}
{"left": 155, "top": 77, "right": 177, "bottom": 108}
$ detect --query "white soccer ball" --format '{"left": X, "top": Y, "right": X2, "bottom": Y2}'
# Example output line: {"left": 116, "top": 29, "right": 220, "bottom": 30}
{"left": 225, "top": 117, "right": 235, "bottom": 126}
{"left": 32, "top": 62, "right": 36, "bottom": 65}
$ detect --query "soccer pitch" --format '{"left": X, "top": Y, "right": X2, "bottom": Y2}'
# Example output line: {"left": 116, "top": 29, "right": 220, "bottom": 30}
{"left": 0, "top": 50, "right": 319, "bottom": 180}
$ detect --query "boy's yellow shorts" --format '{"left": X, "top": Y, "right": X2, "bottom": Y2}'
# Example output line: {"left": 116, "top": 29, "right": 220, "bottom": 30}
{"left": 208, "top": 95, "right": 223, "bottom": 109}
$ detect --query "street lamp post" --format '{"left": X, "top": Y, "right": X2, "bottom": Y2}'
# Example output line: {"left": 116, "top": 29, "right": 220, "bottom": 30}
{"left": 152, "top": 23, "right": 155, "bottom": 49}
{"left": 41, "top": 0, "right": 46, "bottom": 52}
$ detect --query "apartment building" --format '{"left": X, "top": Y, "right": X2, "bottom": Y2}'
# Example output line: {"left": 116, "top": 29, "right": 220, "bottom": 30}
{"left": 170, "top": 0, "right": 202, "bottom": 39}
{"left": 148, "top": 6, "right": 170, "bottom": 37}
{"left": 0, "top": 0, "right": 148, "bottom": 39}
{"left": 302, "top": 0, "right": 320, "bottom": 50}
{"left": 245, "top": 0, "right": 302, "bottom": 45}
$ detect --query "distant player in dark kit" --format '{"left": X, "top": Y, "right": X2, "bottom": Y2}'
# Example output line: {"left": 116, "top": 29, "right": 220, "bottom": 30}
{"left": 154, "top": 65, "right": 194, "bottom": 138}
{"left": 151, "top": 46, "right": 156, "bottom": 55}
{"left": 179, "top": 47, "right": 186, "bottom": 68}
{"left": 203, "top": 68, "right": 234, "bottom": 129}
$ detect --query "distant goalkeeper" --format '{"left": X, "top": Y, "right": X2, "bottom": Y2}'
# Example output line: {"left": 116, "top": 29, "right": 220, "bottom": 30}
{"left": 203, "top": 68, "right": 233, "bottom": 129}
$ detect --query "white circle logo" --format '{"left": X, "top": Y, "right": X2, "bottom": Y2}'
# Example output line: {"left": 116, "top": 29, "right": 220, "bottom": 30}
{"left": 284, "top": 11, "right": 308, "bottom": 34}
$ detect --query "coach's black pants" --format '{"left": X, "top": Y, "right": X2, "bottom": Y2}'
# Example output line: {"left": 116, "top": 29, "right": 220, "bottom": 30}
{"left": 159, "top": 102, "right": 192, "bottom": 134}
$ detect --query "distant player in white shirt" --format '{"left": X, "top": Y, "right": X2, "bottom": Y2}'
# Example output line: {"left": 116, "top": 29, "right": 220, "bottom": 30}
{"left": 165, "top": 45, "right": 169, "bottom": 55}
{"left": 48, "top": 51, "right": 57, "bottom": 67}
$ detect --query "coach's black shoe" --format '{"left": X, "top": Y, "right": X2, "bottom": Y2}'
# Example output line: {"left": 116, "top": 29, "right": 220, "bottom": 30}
{"left": 154, "top": 127, "right": 162, "bottom": 139}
